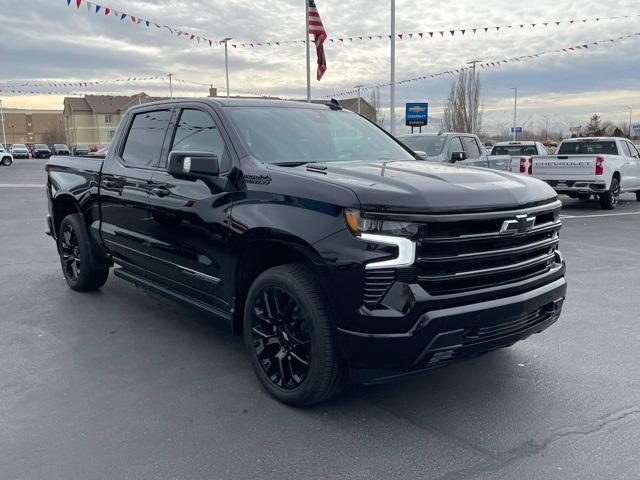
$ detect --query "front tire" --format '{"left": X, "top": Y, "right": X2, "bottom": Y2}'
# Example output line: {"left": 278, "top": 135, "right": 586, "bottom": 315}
{"left": 1, "top": 157, "right": 12, "bottom": 166}
{"left": 243, "top": 264, "right": 345, "bottom": 406}
{"left": 599, "top": 177, "right": 620, "bottom": 210}
{"left": 57, "top": 214, "right": 109, "bottom": 291}
{"left": 636, "top": 191, "right": 640, "bottom": 202}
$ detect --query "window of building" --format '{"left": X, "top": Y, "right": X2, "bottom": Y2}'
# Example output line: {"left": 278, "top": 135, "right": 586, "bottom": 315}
{"left": 121, "top": 110, "right": 171, "bottom": 168}
{"left": 104, "top": 114, "right": 113, "bottom": 124}
{"left": 106, "top": 130, "right": 116, "bottom": 141}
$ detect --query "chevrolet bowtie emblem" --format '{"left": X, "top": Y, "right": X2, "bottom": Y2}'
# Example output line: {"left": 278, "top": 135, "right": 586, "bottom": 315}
{"left": 500, "top": 214, "right": 536, "bottom": 235}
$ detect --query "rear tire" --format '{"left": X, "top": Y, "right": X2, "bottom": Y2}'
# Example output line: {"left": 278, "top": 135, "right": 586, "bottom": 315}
{"left": 57, "top": 214, "right": 109, "bottom": 292}
{"left": 243, "top": 264, "right": 346, "bottom": 406}
{"left": 599, "top": 177, "right": 620, "bottom": 210}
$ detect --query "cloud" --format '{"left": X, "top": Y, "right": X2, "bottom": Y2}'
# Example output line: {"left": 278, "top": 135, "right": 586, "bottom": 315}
{"left": 0, "top": 0, "right": 638, "bottom": 133}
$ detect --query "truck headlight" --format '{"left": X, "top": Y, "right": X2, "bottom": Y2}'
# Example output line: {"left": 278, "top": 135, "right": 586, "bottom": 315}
{"left": 344, "top": 209, "right": 420, "bottom": 238}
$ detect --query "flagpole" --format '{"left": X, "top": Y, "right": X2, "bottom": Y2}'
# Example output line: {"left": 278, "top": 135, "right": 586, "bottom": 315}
{"left": 305, "top": 0, "right": 311, "bottom": 102}
{"left": 390, "top": 0, "right": 396, "bottom": 135}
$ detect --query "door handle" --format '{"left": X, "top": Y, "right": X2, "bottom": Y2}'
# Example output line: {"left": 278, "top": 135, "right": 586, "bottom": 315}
{"left": 102, "top": 178, "right": 117, "bottom": 188}
{"left": 151, "top": 186, "right": 171, "bottom": 197}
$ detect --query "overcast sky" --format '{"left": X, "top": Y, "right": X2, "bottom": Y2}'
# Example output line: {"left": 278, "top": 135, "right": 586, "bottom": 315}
{"left": 1, "top": 0, "right": 638, "bottom": 134}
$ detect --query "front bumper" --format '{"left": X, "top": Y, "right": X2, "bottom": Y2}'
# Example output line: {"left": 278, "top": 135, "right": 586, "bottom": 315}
{"left": 339, "top": 276, "right": 567, "bottom": 384}
{"left": 12, "top": 153, "right": 29, "bottom": 159}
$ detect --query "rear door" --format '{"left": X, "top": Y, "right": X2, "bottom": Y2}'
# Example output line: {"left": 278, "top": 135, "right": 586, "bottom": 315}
{"left": 621, "top": 140, "right": 640, "bottom": 188}
{"left": 146, "top": 104, "right": 235, "bottom": 308}
{"left": 627, "top": 142, "right": 640, "bottom": 188}
{"left": 99, "top": 107, "right": 174, "bottom": 272}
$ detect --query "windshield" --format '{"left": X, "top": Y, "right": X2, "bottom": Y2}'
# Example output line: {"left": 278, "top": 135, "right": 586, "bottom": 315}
{"left": 76, "top": 145, "right": 89, "bottom": 150}
{"left": 35, "top": 144, "right": 48, "bottom": 149}
{"left": 13, "top": 144, "right": 27, "bottom": 149}
{"left": 227, "top": 106, "right": 414, "bottom": 164}
{"left": 492, "top": 145, "right": 538, "bottom": 156}
{"left": 398, "top": 135, "right": 446, "bottom": 156}
{"left": 54, "top": 144, "right": 69, "bottom": 149}
{"left": 558, "top": 141, "right": 618, "bottom": 155}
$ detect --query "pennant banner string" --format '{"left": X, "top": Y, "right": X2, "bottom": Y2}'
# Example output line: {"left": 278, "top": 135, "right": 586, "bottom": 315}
{"left": 320, "top": 32, "right": 640, "bottom": 98}
{"left": 61, "top": 1, "right": 640, "bottom": 51}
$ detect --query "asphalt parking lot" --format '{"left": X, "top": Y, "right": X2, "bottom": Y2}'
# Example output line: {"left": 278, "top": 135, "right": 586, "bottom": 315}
{"left": 1, "top": 159, "right": 639, "bottom": 480}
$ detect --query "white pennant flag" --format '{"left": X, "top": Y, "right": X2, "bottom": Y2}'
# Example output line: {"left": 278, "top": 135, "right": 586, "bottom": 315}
{"left": 86, "top": 1, "right": 93, "bottom": 13}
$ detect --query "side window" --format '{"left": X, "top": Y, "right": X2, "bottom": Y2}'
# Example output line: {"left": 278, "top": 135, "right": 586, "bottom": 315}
{"left": 171, "top": 109, "right": 230, "bottom": 171}
{"left": 626, "top": 142, "right": 639, "bottom": 158}
{"left": 121, "top": 110, "right": 172, "bottom": 168}
{"left": 447, "top": 137, "right": 464, "bottom": 160}
{"left": 538, "top": 144, "right": 549, "bottom": 155}
{"left": 461, "top": 136, "right": 482, "bottom": 159}
{"left": 620, "top": 141, "right": 632, "bottom": 158}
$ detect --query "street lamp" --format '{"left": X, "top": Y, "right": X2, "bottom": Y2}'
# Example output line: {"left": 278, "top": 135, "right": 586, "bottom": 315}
{"left": 167, "top": 73, "right": 174, "bottom": 99}
{"left": 220, "top": 37, "right": 233, "bottom": 98}
{"left": 0, "top": 99, "right": 6, "bottom": 148}
{"left": 354, "top": 85, "right": 364, "bottom": 114}
{"left": 625, "top": 106, "right": 633, "bottom": 137}
{"left": 510, "top": 87, "right": 518, "bottom": 141}
{"left": 390, "top": 0, "right": 396, "bottom": 135}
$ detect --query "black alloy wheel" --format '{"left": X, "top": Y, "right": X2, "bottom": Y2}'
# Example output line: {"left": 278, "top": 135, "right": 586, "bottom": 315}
{"left": 250, "top": 287, "right": 311, "bottom": 389}
{"left": 243, "top": 264, "right": 346, "bottom": 406}
{"left": 60, "top": 223, "right": 82, "bottom": 282}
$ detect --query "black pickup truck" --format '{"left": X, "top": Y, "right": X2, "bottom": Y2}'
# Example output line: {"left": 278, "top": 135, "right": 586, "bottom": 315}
{"left": 46, "top": 98, "right": 566, "bottom": 405}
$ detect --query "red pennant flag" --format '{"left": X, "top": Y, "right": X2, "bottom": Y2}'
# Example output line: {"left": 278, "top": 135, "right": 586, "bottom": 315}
{"left": 75, "top": 0, "right": 82, "bottom": 7}
{"left": 428, "top": 32, "right": 433, "bottom": 37}
{"left": 461, "top": 29, "right": 465, "bottom": 35}
{"left": 398, "top": 34, "right": 403, "bottom": 39}
{"left": 130, "top": 16, "right": 136, "bottom": 22}
{"left": 105, "top": 7, "right": 110, "bottom": 15}
{"left": 209, "top": 39, "right": 213, "bottom": 47}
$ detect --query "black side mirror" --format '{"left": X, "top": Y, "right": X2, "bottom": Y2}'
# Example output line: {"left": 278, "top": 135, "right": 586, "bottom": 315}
{"left": 168, "top": 151, "right": 219, "bottom": 181}
{"left": 451, "top": 151, "right": 467, "bottom": 162}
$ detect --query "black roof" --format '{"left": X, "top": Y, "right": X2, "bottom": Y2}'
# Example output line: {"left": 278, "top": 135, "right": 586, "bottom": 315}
{"left": 132, "top": 97, "right": 333, "bottom": 110}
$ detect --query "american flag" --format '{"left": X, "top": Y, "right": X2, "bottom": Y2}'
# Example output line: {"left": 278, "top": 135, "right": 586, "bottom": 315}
{"left": 307, "top": 0, "right": 328, "bottom": 80}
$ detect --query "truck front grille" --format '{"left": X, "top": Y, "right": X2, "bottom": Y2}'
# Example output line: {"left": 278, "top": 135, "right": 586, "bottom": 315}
{"left": 415, "top": 203, "right": 562, "bottom": 295}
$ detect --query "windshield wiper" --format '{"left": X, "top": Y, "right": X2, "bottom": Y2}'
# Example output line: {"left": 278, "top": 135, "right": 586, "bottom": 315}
{"left": 272, "top": 161, "right": 314, "bottom": 167}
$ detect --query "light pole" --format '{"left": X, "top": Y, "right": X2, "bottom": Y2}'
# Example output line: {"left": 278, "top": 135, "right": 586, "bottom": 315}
{"left": 466, "top": 60, "right": 482, "bottom": 134}
{"left": 354, "top": 85, "right": 364, "bottom": 114}
{"left": 220, "top": 37, "right": 232, "bottom": 98}
{"left": 544, "top": 115, "right": 549, "bottom": 141}
{"left": 510, "top": 87, "right": 518, "bottom": 140}
{"left": 390, "top": 0, "right": 396, "bottom": 135}
{"left": 167, "top": 73, "right": 174, "bottom": 99}
{"left": 0, "top": 99, "right": 6, "bottom": 148}
{"left": 625, "top": 106, "right": 633, "bottom": 137}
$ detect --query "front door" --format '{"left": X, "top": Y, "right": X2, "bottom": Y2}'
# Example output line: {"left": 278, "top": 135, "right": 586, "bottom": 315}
{"left": 100, "top": 108, "right": 173, "bottom": 272}
{"left": 146, "top": 105, "right": 235, "bottom": 309}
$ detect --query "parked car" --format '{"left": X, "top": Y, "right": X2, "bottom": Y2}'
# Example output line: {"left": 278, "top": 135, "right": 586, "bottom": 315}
{"left": 526, "top": 137, "right": 640, "bottom": 209}
{"left": 73, "top": 145, "right": 91, "bottom": 156}
{"left": 46, "top": 98, "right": 566, "bottom": 406}
{"left": 52, "top": 144, "right": 71, "bottom": 156}
{"left": 32, "top": 144, "right": 52, "bottom": 159}
{"left": 10, "top": 144, "right": 30, "bottom": 159}
{"left": 0, "top": 145, "right": 13, "bottom": 166}
{"left": 397, "top": 132, "right": 512, "bottom": 171}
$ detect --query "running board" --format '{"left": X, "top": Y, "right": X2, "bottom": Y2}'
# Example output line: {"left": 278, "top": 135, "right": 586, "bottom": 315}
{"left": 113, "top": 267, "right": 232, "bottom": 323}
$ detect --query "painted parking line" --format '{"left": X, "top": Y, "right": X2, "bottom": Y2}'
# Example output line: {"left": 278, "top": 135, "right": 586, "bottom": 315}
{"left": 0, "top": 184, "right": 44, "bottom": 188}
{"left": 561, "top": 211, "right": 640, "bottom": 219}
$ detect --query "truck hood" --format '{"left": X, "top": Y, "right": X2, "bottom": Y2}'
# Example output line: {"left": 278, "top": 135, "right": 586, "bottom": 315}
{"left": 271, "top": 160, "right": 557, "bottom": 213}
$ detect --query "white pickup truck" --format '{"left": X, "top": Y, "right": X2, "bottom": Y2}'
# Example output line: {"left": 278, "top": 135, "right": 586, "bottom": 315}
{"left": 526, "top": 137, "right": 640, "bottom": 209}
{"left": 491, "top": 141, "right": 550, "bottom": 173}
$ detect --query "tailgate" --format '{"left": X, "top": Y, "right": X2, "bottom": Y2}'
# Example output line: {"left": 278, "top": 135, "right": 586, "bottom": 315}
{"left": 486, "top": 155, "right": 512, "bottom": 172}
{"left": 531, "top": 155, "right": 596, "bottom": 177}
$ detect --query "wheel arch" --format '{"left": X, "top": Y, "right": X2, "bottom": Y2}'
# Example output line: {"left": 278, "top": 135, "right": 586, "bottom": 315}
{"left": 51, "top": 194, "right": 82, "bottom": 238}
{"left": 231, "top": 228, "right": 330, "bottom": 335}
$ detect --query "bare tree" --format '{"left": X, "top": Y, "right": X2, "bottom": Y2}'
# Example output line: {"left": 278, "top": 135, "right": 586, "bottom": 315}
{"left": 442, "top": 69, "right": 483, "bottom": 134}
{"left": 42, "top": 123, "right": 67, "bottom": 145}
